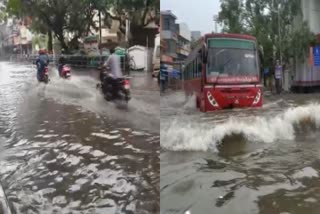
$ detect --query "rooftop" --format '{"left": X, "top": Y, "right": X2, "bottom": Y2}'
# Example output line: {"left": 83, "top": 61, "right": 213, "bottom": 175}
{"left": 160, "top": 10, "right": 177, "bottom": 19}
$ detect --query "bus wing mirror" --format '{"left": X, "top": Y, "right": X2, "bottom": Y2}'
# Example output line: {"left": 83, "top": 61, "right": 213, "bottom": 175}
{"left": 202, "top": 47, "right": 208, "bottom": 64}
{"left": 198, "top": 44, "right": 208, "bottom": 64}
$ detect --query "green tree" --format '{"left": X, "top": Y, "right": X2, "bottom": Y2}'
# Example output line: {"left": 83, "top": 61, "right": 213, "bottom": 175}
{"left": 6, "top": 0, "right": 160, "bottom": 50}
{"left": 218, "top": 0, "right": 246, "bottom": 33}
{"left": 7, "top": 0, "right": 98, "bottom": 51}
{"left": 218, "top": 0, "right": 314, "bottom": 67}
{"left": 95, "top": 0, "right": 159, "bottom": 45}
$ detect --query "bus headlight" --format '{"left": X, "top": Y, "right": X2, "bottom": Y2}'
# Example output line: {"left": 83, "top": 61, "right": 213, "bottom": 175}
{"left": 207, "top": 91, "right": 219, "bottom": 107}
{"left": 252, "top": 89, "right": 261, "bottom": 105}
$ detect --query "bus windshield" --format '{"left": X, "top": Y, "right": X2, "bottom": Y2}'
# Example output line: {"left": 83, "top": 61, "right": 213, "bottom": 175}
{"left": 206, "top": 39, "right": 259, "bottom": 77}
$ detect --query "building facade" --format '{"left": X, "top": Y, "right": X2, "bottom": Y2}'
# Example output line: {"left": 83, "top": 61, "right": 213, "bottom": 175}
{"left": 176, "top": 23, "right": 191, "bottom": 60}
{"left": 160, "top": 10, "right": 178, "bottom": 59}
{"left": 291, "top": 0, "right": 320, "bottom": 91}
{"left": 1, "top": 17, "right": 33, "bottom": 55}
{"left": 191, "top": 31, "right": 201, "bottom": 42}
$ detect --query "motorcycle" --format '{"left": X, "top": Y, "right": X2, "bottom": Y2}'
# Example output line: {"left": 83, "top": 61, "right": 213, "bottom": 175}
{"left": 59, "top": 65, "right": 71, "bottom": 79}
{"left": 104, "top": 75, "right": 131, "bottom": 103}
{"left": 98, "top": 72, "right": 131, "bottom": 105}
{"left": 39, "top": 66, "right": 49, "bottom": 84}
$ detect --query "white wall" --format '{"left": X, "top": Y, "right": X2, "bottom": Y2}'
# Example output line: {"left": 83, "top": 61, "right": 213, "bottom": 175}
{"left": 191, "top": 31, "right": 201, "bottom": 41}
{"left": 302, "top": 0, "right": 320, "bottom": 34}
{"left": 178, "top": 23, "right": 191, "bottom": 41}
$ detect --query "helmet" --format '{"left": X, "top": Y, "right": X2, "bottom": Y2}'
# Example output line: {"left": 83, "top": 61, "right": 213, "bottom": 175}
{"left": 39, "top": 49, "right": 46, "bottom": 55}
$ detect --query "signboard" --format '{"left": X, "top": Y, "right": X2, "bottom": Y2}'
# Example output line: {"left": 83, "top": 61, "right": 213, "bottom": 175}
{"left": 275, "top": 65, "right": 282, "bottom": 79}
{"left": 309, "top": 47, "right": 314, "bottom": 65}
{"left": 161, "top": 55, "right": 173, "bottom": 63}
{"left": 208, "top": 39, "right": 255, "bottom": 49}
{"left": 169, "top": 69, "right": 181, "bottom": 79}
{"left": 314, "top": 46, "right": 320, "bottom": 66}
{"left": 207, "top": 75, "right": 259, "bottom": 84}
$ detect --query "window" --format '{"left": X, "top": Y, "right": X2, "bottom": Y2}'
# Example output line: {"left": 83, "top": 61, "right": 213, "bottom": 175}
{"left": 206, "top": 38, "right": 258, "bottom": 77}
{"left": 207, "top": 48, "right": 258, "bottom": 76}
{"left": 197, "top": 56, "right": 202, "bottom": 77}
{"left": 194, "top": 59, "right": 197, "bottom": 78}
{"left": 168, "top": 41, "right": 176, "bottom": 54}
{"left": 163, "top": 18, "right": 170, "bottom": 30}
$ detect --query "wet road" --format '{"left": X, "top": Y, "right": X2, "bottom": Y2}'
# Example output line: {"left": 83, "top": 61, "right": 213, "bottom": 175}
{"left": 0, "top": 62, "right": 159, "bottom": 214}
{"left": 161, "top": 91, "right": 320, "bottom": 214}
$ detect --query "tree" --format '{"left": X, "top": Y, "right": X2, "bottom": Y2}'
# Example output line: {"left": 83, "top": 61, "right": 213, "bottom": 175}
{"left": 218, "top": 0, "right": 315, "bottom": 68}
{"left": 96, "top": 0, "right": 159, "bottom": 46}
{"left": 6, "top": 0, "right": 160, "bottom": 50}
{"left": 6, "top": 0, "right": 98, "bottom": 51}
{"left": 218, "top": 0, "right": 246, "bottom": 33}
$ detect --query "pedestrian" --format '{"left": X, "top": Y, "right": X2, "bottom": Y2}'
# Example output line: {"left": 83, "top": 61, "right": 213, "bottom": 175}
{"left": 274, "top": 60, "right": 282, "bottom": 94}
{"left": 160, "top": 62, "right": 166, "bottom": 93}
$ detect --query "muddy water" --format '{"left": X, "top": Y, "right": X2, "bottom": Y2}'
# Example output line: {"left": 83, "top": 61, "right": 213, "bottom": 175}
{"left": 0, "top": 62, "right": 159, "bottom": 214}
{"left": 161, "top": 91, "right": 320, "bottom": 214}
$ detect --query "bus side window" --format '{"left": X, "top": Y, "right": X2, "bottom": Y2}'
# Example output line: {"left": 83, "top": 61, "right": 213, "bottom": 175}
{"left": 198, "top": 60, "right": 202, "bottom": 77}
{"left": 193, "top": 59, "right": 196, "bottom": 78}
{"left": 187, "top": 64, "right": 190, "bottom": 80}
{"left": 187, "top": 64, "right": 189, "bottom": 80}
{"left": 185, "top": 65, "right": 187, "bottom": 80}
{"left": 192, "top": 60, "right": 194, "bottom": 79}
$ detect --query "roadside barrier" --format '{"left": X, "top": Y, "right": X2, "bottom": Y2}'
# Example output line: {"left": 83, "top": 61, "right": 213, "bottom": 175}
{"left": 6, "top": 54, "right": 133, "bottom": 74}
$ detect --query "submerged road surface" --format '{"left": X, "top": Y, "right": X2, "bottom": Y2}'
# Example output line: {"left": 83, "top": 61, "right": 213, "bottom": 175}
{"left": 161, "top": 91, "right": 320, "bottom": 214}
{"left": 0, "top": 62, "right": 159, "bottom": 214}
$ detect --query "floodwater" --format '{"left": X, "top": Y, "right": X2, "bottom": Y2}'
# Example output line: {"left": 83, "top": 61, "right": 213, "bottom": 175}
{"left": 161, "top": 91, "right": 320, "bottom": 214}
{"left": 0, "top": 62, "right": 159, "bottom": 214}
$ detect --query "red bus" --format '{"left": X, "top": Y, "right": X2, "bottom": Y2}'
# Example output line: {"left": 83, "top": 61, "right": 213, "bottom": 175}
{"left": 183, "top": 33, "right": 262, "bottom": 112}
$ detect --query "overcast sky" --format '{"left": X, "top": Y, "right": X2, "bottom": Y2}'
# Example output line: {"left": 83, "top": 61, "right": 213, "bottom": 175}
{"left": 160, "top": 0, "right": 222, "bottom": 35}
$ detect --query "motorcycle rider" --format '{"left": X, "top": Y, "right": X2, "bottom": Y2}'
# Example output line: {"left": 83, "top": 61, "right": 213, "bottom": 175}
{"left": 102, "top": 47, "right": 123, "bottom": 99}
{"left": 36, "top": 49, "right": 49, "bottom": 81}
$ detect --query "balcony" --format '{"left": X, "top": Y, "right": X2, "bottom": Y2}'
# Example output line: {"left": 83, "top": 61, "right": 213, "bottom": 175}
{"left": 176, "top": 45, "right": 190, "bottom": 57}
{"left": 161, "top": 30, "right": 178, "bottom": 41}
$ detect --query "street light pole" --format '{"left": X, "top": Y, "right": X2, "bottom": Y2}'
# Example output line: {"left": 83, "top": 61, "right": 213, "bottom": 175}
{"left": 213, "top": 15, "right": 218, "bottom": 33}
{"left": 99, "top": 10, "right": 102, "bottom": 55}
{"left": 278, "top": 7, "right": 282, "bottom": 66}
{"left": 273, "top": 0, "right": 282, "bottom": 65}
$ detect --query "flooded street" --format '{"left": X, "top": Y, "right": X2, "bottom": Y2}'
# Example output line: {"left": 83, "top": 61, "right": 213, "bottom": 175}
{"left": 0, "top": 62, "right": 159, "bottom": 214}
{"left": 161, "top": 91, "right": 320, "bottom": 214}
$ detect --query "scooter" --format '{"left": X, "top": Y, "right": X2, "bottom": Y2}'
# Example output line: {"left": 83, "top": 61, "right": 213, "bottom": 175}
{"left": 60, "top": 65, "right": 71, "bottom": 79}
{"left": 39, "top": 66, "right": 49, "bottom": 84}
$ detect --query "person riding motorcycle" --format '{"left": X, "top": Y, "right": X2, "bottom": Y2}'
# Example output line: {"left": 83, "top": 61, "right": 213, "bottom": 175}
{"left": 36, "top": 49, "right": 49, "bottom": 81}
{"left": 58, "top": 56, "right": 66, "bottom": 77}
{"left": 101, "top": 47, "right": 123, "bottom": 99}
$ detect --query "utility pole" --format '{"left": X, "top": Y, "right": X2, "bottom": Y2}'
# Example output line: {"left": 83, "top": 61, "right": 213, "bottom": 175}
{"left": 278, "top": 6, "right": 282, "bottom": 66}
{"left": 125, "top": 19, "right": 130, "bottom": 47}
{"left": 99, "top": 10, "right": 102, "bottom": 55}
{"left": 273, "top": 0, "right": 282, "bottom": 65}
{"left": 213, "top": 15, "right": 218, "bottom": 33}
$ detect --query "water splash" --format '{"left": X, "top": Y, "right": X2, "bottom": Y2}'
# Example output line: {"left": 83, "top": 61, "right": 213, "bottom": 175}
{"left": 161, "top": 103, "right": 320, "bottom": 152}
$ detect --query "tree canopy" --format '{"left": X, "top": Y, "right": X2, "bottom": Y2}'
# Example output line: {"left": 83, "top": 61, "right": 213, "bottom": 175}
{"left": 6, "top": 0, "right": 159, "bottom": 51}
{"left": 218, "top": 0, "right": 315, "bottom": 67}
